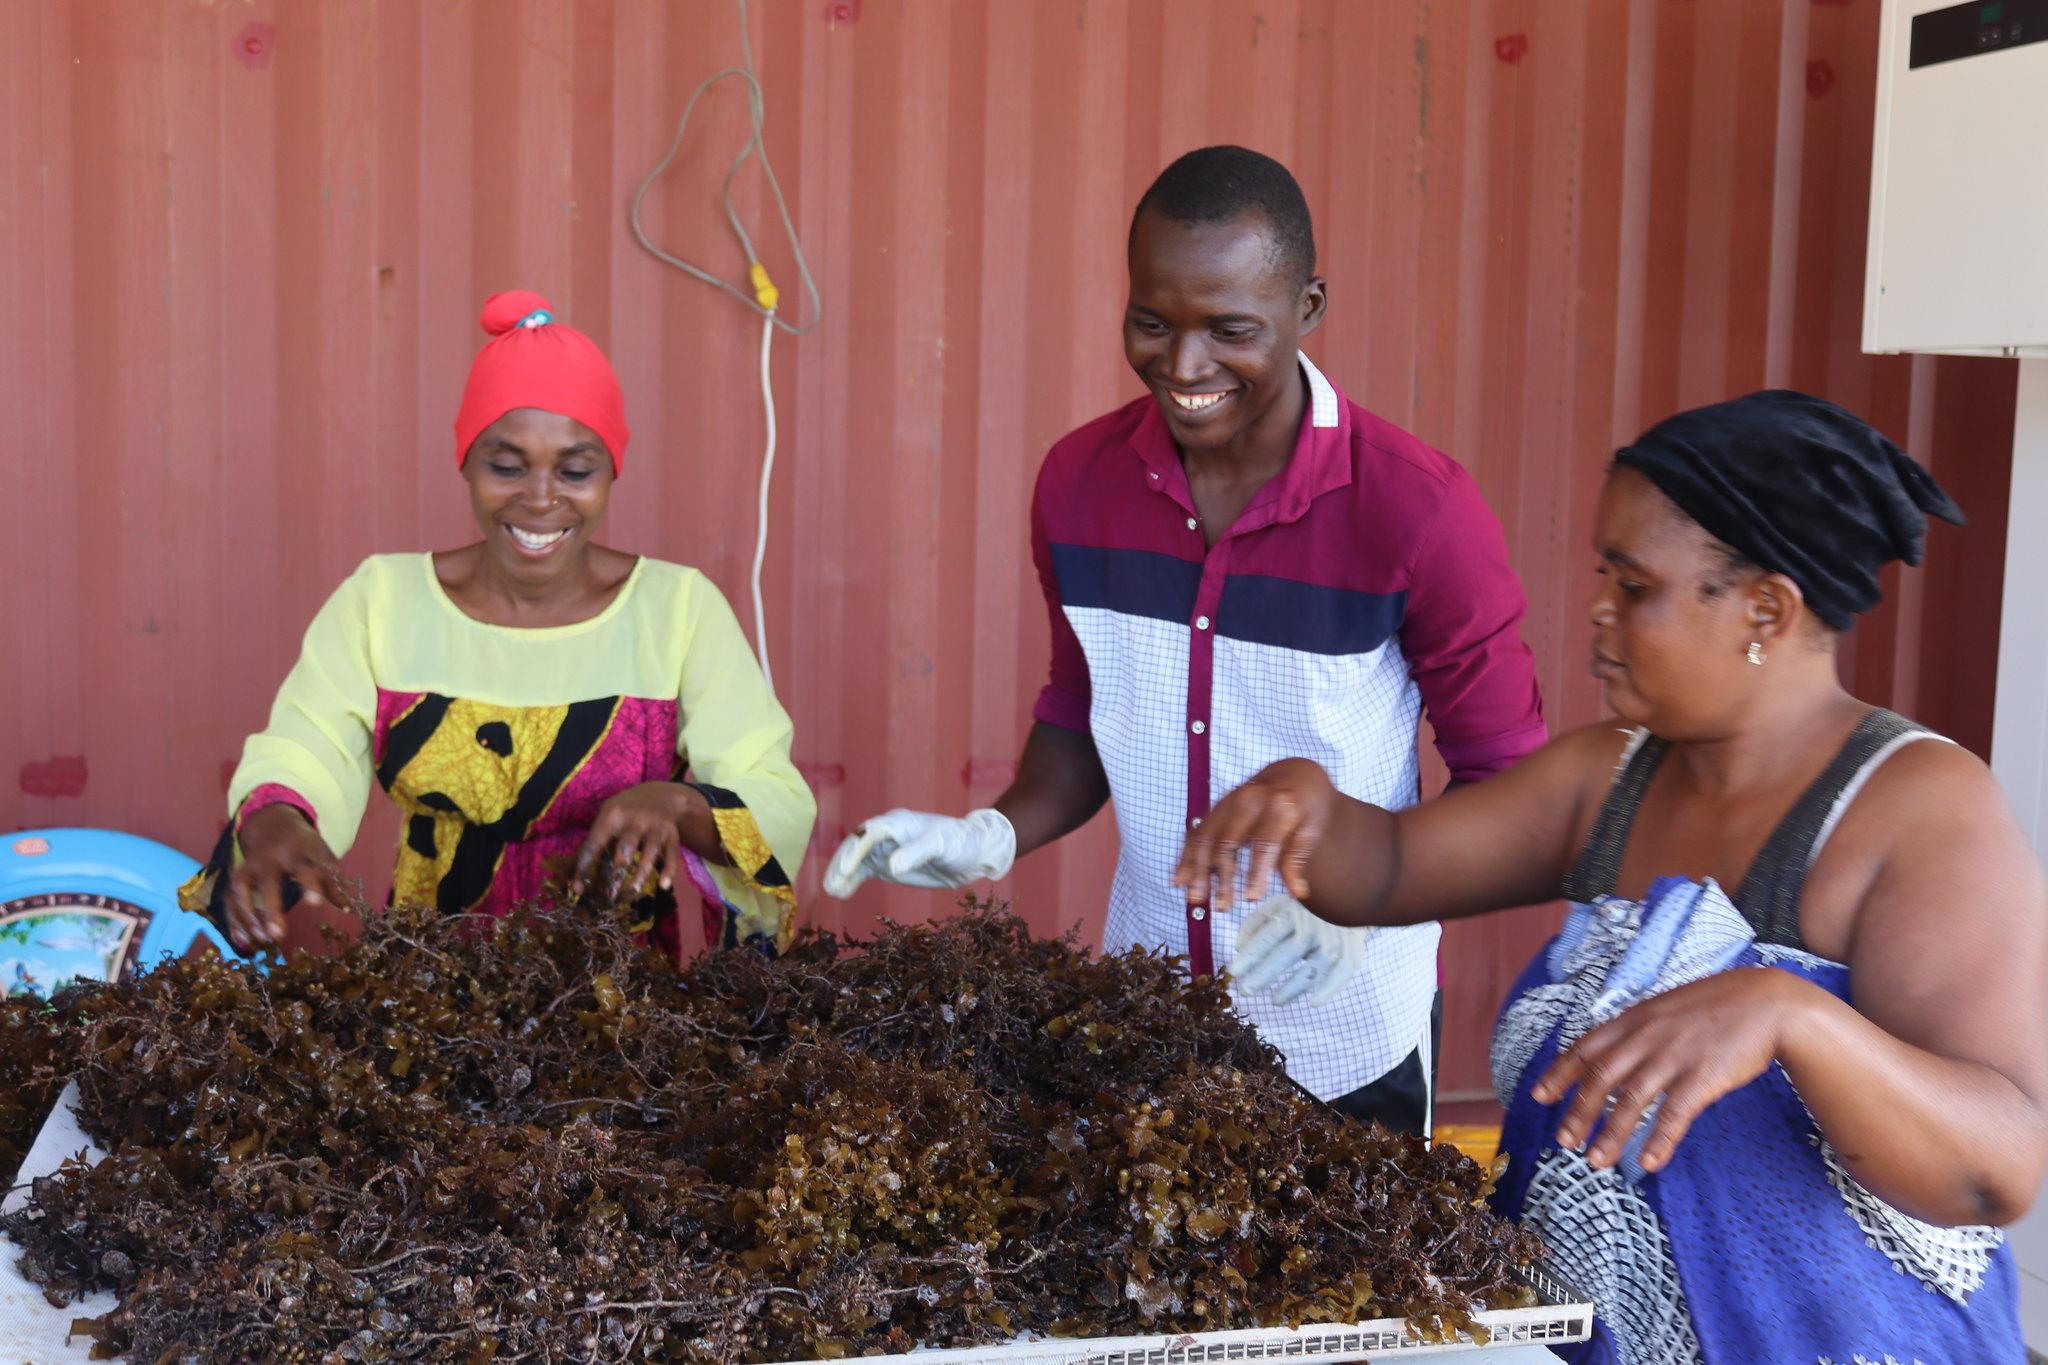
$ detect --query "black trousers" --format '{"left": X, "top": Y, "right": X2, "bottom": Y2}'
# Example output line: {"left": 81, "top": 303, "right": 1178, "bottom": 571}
{"left": 1325, "top": 990, "right": 1442, "bottom": 1136}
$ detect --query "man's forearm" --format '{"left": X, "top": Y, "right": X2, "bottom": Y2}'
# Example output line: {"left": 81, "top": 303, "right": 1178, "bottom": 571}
{"left": 994, "top": 722, "right": 1111, "bottom": 857}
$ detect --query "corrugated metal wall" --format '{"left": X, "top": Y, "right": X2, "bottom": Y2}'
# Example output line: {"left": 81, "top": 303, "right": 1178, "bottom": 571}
{"left": 0, "top": 0, "right": 2018, "bottom": 1097}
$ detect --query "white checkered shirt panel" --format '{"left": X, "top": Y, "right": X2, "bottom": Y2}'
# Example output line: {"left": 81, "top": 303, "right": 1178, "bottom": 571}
{"left": 1299, "top": 350, "right": 1342, "bottom": 427}
{"left": 1067, "top": 605, "right": 1441, "bottom": 1101}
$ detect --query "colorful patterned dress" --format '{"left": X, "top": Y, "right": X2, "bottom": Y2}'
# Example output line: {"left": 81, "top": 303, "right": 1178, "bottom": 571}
{"left": 1490, "top": 711, "right": 2025, "bottom": 1364}
{"left": 183, "top": 553, "right": 814, "bottom": 958}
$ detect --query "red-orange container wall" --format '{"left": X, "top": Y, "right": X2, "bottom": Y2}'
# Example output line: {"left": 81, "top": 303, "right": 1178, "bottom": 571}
{"left": 0, "top": 0, "right": 2016, "bottom": 1100}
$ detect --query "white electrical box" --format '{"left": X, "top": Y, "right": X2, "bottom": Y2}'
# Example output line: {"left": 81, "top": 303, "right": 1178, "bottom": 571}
{"left": 1864, "top": 0, "right": 2048, "bottom": 357}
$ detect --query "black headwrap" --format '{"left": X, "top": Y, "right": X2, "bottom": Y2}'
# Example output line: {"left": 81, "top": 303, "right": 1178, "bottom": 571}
{"left": 1612, "top": 389, "right": 1964, "bottom": 630}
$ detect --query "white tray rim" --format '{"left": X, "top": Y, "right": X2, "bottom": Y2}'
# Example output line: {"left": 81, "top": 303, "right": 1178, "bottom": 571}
{"left": 757, "top": 1262, "right": 1592, "bottom": 1364}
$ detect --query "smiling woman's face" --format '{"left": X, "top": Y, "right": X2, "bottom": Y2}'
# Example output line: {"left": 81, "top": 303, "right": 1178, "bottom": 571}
{"left": 462, "top": 407, "right": 613, "bottom": 589}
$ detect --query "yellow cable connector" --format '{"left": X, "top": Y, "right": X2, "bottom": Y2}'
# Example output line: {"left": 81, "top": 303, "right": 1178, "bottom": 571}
{"left": 748, "top": 261, "right": 780, "bottom": 313}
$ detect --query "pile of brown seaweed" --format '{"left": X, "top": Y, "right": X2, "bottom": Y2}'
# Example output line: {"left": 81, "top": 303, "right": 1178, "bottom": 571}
{"left": 3, "top": 901, "right": 1540, "bottom": 1363}
{"left": 0, "top": 989, "right": 88, "bottom": 1178}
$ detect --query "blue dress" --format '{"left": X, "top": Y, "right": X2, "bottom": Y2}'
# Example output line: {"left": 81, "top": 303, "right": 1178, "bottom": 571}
{"left": 1489, "top": 713, "right": 2026, "bottom": 1365}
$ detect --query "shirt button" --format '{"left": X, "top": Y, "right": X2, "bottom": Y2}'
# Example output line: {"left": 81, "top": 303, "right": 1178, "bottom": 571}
{"left": 1186, "top": 517, "right": 1199, "bottom": 531}
{"left": 1191, "top": 720, "right": 1206, "bottom": 735}
{"left": 1190, "top": 906, "right": 1207, "bottom": 921}
{"left": 1195, "top": 615, "right": 1210, "bottom": 630}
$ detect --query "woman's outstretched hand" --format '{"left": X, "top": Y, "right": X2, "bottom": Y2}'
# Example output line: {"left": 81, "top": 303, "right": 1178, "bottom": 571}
{"left": 1173, "top": 758, "right": 1340, "bottom": 914}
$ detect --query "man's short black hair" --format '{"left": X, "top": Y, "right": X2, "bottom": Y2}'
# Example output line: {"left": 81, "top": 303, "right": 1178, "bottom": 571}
{"left": 1129, "top": 145, "right": 1317, "bottom": 289}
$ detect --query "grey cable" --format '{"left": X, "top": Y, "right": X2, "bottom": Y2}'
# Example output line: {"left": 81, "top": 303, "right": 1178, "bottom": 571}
{"left": 628, "top": 0, "right": 822, "bottom": 336}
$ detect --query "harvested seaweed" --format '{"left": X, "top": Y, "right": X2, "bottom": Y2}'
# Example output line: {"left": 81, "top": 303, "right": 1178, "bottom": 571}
{"left": 3, "top": 900, "right": 1539, "bottom": 1362}
{"left": 0, "top": 988, "right": 88, "bottom": 1178}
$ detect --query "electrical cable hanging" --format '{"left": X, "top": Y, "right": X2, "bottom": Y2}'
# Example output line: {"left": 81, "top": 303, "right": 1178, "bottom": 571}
{"left": 750, "top": 309, "right": 778, "bottom": 689}
{"left": 630, "top": 0, "right": 819, "bottom": 692}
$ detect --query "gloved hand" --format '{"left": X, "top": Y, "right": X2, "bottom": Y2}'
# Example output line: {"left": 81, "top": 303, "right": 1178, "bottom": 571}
{"left": 822, "top": 808, "right": 1017, "bottom": 897}
{"left": 1228, "top": 893, "right": 1373, "bottom": 1007}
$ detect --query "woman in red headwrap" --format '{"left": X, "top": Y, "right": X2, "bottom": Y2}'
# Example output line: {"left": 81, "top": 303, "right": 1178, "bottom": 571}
{"left": 182, "top": 291, "right": 815, "bottom": 962}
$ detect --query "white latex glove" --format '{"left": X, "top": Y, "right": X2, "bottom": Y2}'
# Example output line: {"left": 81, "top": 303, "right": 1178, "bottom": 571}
{"left": 821, "top": 808, "right": 1017, "bottom": 897}
{"left": 1228, "top": 893, "right": 1374, "bottom": 1007}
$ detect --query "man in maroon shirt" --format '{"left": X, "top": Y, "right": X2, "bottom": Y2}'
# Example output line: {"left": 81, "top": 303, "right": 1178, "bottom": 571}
{"left": 827, "top": 147, "right": 1545, "bottom": 1134}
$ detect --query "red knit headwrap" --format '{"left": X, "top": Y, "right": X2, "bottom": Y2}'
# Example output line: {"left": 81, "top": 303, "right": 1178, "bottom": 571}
{"left": 453, "top": 290, "right": 630, "bottom": 474}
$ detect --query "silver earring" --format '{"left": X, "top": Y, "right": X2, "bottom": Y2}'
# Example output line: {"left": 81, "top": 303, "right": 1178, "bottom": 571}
{"left": 1746, "top": 641, "right": 1766, "bottom": 666}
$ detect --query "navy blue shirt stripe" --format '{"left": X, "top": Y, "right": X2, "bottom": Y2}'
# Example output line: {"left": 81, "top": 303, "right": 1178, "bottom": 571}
{"left": 1051, "top": 544, "right": 1406, "bottom": 655}
{"left": 1048, "top": 543, "right": 1201, "bottom": 625}
{"left": 1216, "top": 573, "right": 1407, "bottom": 655}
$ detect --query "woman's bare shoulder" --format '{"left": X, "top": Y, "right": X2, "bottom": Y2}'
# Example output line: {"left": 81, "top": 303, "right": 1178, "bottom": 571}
{"left": 1855, "top": 731, "right": 2008, "bottom": 826}
{"left": 1839, "top": 730, "right": 2039, "bottom": 908}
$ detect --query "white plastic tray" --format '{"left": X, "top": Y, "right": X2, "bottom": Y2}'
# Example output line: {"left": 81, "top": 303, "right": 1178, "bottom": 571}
{"left": 3, "top": 1082, "right": 114, "bottom": 1364}
{"left": 5, "top": 1087, "right": 1585, "bottom": 1363}
{"left": 758, "top": 1260, "right": 1588, "bottom": 1365}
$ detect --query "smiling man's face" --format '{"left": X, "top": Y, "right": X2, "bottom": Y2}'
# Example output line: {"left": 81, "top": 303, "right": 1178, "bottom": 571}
{"left": 1122, "top": 209, "right": 1326, "bottom": 457}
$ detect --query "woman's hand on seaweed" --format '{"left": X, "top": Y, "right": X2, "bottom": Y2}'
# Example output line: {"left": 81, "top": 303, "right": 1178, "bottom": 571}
{"left": 572, "top": 781, "right": 704, "bottom": 902}
{"left": 228, "top": 804, "right": 344, "bottom": 955}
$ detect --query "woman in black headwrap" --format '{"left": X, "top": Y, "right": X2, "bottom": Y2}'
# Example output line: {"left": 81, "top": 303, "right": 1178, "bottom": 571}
{"left": 1178, "top": 391, "right": 2045, "bottom": 1363}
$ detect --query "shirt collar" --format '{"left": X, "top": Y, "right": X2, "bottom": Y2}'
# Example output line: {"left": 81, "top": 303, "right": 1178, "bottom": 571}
{"left": 1299, "top": 349, "right": 1342, "bottom": 430}
{"left": 1129, "top": 351, "right": 1352, "bottom": 528}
